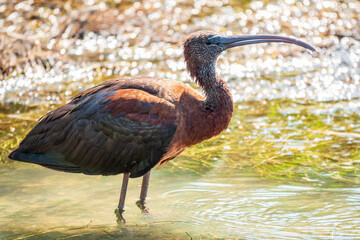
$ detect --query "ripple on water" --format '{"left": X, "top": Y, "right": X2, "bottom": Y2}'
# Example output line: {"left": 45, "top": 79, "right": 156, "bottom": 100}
{"left": 160, "top": 175, "right": 360, "bottom": 238}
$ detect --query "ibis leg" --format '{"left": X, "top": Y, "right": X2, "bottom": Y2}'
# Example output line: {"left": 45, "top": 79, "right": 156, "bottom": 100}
{"left": 115, "top": 172, "right": 130, "bottom": 224}
{"left": 136, "top": 170, "right": 151, "bottom": 213}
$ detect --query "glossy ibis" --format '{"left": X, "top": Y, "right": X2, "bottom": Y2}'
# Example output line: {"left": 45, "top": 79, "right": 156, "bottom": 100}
{"left": 9, "top": 30, "right": 315, "bottom": 223}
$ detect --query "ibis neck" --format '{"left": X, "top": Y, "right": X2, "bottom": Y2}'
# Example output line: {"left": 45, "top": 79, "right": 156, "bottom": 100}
{"left": 194, "top": 64, "right": 233, "bottom": 112}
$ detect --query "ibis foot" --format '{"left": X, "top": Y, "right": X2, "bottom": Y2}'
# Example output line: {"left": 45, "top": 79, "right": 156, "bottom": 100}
{"left": 115, "top": 208, "right": 126, "bottom": 224}
{"left": 136, "top": 200, "right": 149, "bottom": 214}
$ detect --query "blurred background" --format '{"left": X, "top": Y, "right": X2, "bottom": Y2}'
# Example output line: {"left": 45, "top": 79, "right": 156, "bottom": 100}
{"left": 0, "top": 0, "right": 359, "bottom": 239}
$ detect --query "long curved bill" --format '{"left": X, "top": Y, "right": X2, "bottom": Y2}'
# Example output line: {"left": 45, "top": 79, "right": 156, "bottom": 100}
{"left": 208, "top": 35, "right": 316, "bottom": 52}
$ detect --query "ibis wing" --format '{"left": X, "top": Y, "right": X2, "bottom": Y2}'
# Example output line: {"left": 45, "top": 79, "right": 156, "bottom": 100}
{"left": 9, "top": 87, "right": 177, "bottom": 178}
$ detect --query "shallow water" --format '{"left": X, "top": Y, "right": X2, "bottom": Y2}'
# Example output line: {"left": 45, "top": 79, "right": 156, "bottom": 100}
{"left": 1, "top": 0, "right": 360, "bottom": 239}
{"left": 1, "top": 98, "right": 360, "bottom": 239}
{"left": 1, "top": 163, "right": 359, "bottom": 239}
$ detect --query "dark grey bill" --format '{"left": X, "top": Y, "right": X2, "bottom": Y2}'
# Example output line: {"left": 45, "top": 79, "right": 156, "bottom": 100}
{"left": 208, "top": 35, "right": 316, "bottom": 52}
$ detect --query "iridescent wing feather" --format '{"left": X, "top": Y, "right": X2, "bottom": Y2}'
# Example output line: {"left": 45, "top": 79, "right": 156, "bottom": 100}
{"left": 9, "top": 79, "right": 178, "bottom": 178}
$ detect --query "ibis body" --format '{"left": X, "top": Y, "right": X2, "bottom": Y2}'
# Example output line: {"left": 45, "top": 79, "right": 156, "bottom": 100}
{"left": 9, "top": 31, "right": 314, "bottom": 221}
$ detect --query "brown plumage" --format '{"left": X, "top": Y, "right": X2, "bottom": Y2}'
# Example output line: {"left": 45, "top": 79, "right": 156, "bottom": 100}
{"left": 8, "top": 30, "right": 314, "bottom": 222}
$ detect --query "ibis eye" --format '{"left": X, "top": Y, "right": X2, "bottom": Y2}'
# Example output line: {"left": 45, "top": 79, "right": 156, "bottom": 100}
{"left": 206, "top": 41, "right": 212, "bottom": 45}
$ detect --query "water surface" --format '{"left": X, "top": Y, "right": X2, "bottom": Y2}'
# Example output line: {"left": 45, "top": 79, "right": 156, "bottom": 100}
{"left": 1, "top": 162, "right": 359, "bottom": 239}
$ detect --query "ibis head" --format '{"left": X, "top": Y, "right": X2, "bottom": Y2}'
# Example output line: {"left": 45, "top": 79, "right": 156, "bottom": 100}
{"left": 183, "top": 30, "right": 315, "bottom": 79}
